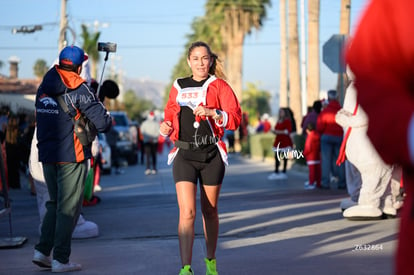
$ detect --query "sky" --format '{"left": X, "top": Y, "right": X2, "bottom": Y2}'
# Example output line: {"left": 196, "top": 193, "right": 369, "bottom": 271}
{"left": 0, "top": 0, "right": 369, "bottom": 98}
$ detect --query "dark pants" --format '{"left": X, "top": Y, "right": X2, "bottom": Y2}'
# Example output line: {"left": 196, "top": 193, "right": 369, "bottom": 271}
{"left": 227, "top": 134, "right": 235, "bottom": 152}
{"left": 5, "top": 142, "right": 20, "bottom": 189}
{"left": 144, "top": 142, "right": 158, "bottom": 170}
{"left": 139, "top": 141, "right": 145, "bottom": 165}
{"left": 320, "top": 134, "right": 345, "bottom": 188}
{"left": 110, "top": 146, "right": 120, "bottom": 169}
{"left": 274, "top": 152, "right": 288, "bottom": 173}
{"left": 35, "top": 161, "right": 87, "bottom": 264}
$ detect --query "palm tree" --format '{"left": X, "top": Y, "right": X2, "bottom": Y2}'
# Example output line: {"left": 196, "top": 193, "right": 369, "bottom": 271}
{"left": 279, "top": 0, "right": 288, "bottom": 108}
{"left": 307, "top": 0, "right": 320, "bottom": 107}
{"left": 288, "top": 0, "right": 302, "bottom": 132}
{"left": 188, "top": 16, "right": 225, "bottom": 59}
{"left": 205, "top": 0, "right": 271, "bottom": 102}
{"left": 33, "top": 59, "right": 48, "bottom": 79}
{"left": 242, "top": 82, "right": 272, "bottom": 123}
{"left": 80, "top": 24, "right": 101, "bottom": 79}
{"left": 164, "top": 16, "right": 225, "bottom": 106}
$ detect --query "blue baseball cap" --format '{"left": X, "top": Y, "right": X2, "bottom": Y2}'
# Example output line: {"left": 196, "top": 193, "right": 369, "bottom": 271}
{"left": 59, "top": 45, "right": 86, "bottom": 66}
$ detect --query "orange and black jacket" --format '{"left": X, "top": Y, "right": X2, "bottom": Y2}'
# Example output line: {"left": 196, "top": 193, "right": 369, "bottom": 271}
{"left": 35, "top": 65, "right": 112, "bottom": 163}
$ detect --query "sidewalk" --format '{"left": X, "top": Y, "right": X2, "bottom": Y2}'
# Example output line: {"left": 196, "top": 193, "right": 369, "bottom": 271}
{"left": 0, "top": 151, "right": 399, "bottom": 274}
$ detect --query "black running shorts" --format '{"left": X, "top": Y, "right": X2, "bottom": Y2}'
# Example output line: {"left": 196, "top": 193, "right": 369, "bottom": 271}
{"left": 172, "top": 149, "right": 225, "bottom": 186}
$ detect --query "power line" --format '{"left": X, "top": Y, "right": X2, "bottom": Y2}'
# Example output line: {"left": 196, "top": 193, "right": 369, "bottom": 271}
{"left": 0, "top": 22, "right": 58, "bottom": 30}
{"left": 0, "top": 41, "right": 282, "bottom": 52}
{"left": 0, "top": 46, "right": 58, "bottom": 50}
{"left": 12, "top": 25, "right": 43, "bottom": 34}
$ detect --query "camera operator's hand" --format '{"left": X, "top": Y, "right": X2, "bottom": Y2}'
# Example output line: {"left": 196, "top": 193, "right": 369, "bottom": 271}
{"left": 160, "top": 121, "right": 173, "bottom": 136}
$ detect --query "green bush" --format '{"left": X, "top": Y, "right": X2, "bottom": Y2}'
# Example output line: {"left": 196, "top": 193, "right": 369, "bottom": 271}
{"left": 240, "top": 136, "right": 250, "bottom": 156}
{"left": 248, "top": 133, "right": 275, "bottom": 161}
{"left": 244, "top": 133, "right": 307, "bottom": 166}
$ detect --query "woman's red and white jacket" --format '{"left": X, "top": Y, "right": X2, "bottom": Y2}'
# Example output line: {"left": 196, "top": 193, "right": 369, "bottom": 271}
{"left": 162, "top": 76, "right": 241, "bottom": 165}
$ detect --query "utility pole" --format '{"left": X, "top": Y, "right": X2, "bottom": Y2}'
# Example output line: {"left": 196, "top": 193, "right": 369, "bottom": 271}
{"left": 337, "top": 0, "right": 351, "bottom": 104}
{"left": 58, "top": 0, "right": 68, "bottom": 52}
{"left": 279, "top": 0, "right": 288, "bottom": 108}
{"left": 300, "top": 0, "right": 307, "bottom": 115}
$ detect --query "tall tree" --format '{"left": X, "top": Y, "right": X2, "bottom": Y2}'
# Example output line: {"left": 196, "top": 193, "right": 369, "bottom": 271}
{"left": 33, "top": 59, "right": 48, "bottom": 79}
{"left": 80, "top": 24, "right": 101, "bottom": 79}
{"left": 123, "top": 90, "right": 155, "bottom": 121}
{"left": 205, "top": 0, "right": 271, "bottom": 101}
{"left": 307, "top": 0, "right": 320, "bottom": 107}
{"left": 241, "top": 82, "right": 271, "bottom": 125}
{"left": 279, "top": 0, "right": 288, "bottom": 108}
{"left": 288, "top": 0, "right": 302, "bottom": 132}
{"left": 164, "top": 15, "right": 226, "bottom": 106}
{"left": 188, "top": 16, "right": 224, "bottom": 58}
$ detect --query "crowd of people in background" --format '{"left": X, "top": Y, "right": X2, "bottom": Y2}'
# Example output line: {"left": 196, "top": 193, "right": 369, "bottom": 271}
{"left": 263, "top": 90, "right": 348, "bottom": 189}
{"left": 260, "top": 87, "right": 403, "bottom": 224}
{"left": 0, "top": 106, "right": 36, "bottom": 195}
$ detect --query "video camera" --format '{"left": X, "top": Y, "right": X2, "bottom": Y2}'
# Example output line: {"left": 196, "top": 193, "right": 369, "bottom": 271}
{"left": 98, "top": 42, "right": 117, "bottom": 53}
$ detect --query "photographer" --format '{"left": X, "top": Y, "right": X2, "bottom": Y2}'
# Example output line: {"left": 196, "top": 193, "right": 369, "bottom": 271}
{"left": 33, "top": 45, "right": 112, "bottom": 272}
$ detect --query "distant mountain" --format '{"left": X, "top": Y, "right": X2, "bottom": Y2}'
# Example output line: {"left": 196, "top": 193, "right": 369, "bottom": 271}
{"left": 122, "top": 77, "right": 168, "bottom": 108}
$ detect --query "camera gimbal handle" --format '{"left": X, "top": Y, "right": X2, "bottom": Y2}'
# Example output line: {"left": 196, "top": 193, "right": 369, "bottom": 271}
{"left": 97, "top": 50, "right": 111, "bottom": 98}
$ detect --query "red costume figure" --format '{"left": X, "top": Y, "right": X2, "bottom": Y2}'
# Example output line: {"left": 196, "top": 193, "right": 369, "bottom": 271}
{"left": 262, "top": 120, "right": 271, "bottom": 133}
{"left": 346, "top": 0, "right": 414, "bottom": 274}
{"left": 303, "top": 123, "right": 321, "bottom": 189}
{"left": 268, "top": 108, "right": 293, "bottom": 180}
{"left": 256, "top": 113, "right": 271, "bottom": 133}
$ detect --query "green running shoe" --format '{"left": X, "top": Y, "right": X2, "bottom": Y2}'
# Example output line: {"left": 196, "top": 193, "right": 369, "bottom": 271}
{"left": 179, "top": 265, "right": 194, "bottom": 275}
{"left": 204, "top": 258, "right": 218, "bottom": 275}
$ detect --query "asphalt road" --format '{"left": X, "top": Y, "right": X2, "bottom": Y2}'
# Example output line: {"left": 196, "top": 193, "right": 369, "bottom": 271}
{"left": 0, "top": 150, "right": 399, "bottom": 274}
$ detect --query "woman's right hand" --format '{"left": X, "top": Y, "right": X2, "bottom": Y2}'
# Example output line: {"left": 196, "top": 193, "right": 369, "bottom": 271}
{"left": 160, "top": 121, "right": 173, "bottom": 136}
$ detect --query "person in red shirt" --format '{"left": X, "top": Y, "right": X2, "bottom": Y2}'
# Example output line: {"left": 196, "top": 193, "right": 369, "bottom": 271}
{"left": 303, "top": 123, "right": 321, "bottom": 189}
{"left": 255, "top": 113, "right": 271, "bottom": 133}
{"left": 268, "top": 108, "right": 293, "bottom": 180}
{"left": 316, "top": 90, "right": 345, "bottom": 189}
{"left": 346, "top": 0, "right": 414, "bottom": 273}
